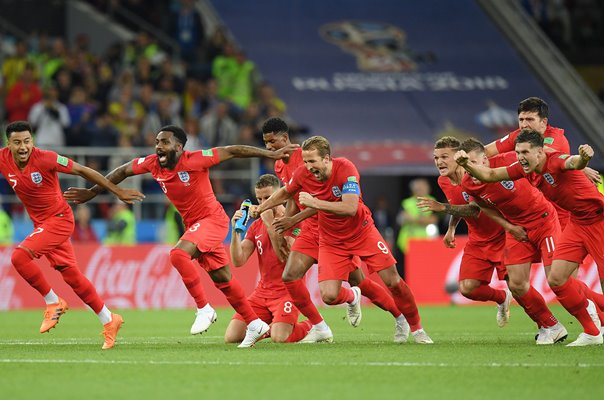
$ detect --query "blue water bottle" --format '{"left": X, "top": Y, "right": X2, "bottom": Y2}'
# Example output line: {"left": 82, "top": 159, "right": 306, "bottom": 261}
{"left": 235, "top": 199, "right": 253, "bottom": 233}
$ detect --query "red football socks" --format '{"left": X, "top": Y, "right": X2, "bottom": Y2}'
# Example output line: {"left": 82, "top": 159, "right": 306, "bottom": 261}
{"left": 11, "top": 248, "right": 51, "bottom": 296}
{"left": 388, "top": 279, "right": 421, "bottom": 331}
{"left": 215, "top": 279, "right": 257, "bottom": 324}
{"left": 284, "top": 279, "right": 323, "bottom": 325}
{"left": 357, "top": 278, "right": 400, "bottom": 318}
{"left": 551, "top": 278, "right": 600, "bottom": 336}
{"left": 465, "top": 283, "right": 507, "bottom": 304}
{"left": 169, "top": 248, "right": 208, "bottom": 308}
{"left": 515, "top": 286, "right": 557, "bottom": 328}
{"left": 324, "top": 286, "right": 355, "bottom": 305}
{"left": 285, "top": 320, "right": 313, "bottom": 343}
{"left": 58, "top": 265, "right": 104, "bottom": 313}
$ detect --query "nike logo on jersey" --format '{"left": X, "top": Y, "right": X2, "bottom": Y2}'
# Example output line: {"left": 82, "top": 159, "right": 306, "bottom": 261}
{"left": 8, "top": 173, "right": 16, "bottom": 177}
{"left": 255, "top": 235, "right": 263, "bottom": 239}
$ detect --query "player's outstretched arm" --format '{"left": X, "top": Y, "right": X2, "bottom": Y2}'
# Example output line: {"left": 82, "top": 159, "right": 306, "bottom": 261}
{"left": 215, "top": 143, "right": 300, "bottom": 163}
{"left": 66, "top": 162, "right": 144, "bottom": 204}
{"left": 454, "top": 150, "right": 510, "bottom": 182}
{"left": 273, "top": 207, "right": 317, "bottom": 234}
{"left": 229, "top": 210, "right": 255, "bottom": 267}
{"left": 299, "top": 192, "right": 358, "bottom": 216}
{"left": 483, "top": 140, "right": 500, "bottom": 157}
{"left": 250, "top": 186, "right": 293, "bottom": 218}
{"left": 417, "top": 196, "right": 480, "bottom": 218}
{"left": 444, "top": 216, "right": 461, "bottom": 248}
{"left": 564, "top": 144, "right": 593, "bottom": 171}
{"left": 474, "top": 200, "right": 528, "bottom": 242}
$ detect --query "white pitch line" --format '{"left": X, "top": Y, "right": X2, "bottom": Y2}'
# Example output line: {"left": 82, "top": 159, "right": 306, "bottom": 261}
{"left": 0, "top": 359, "right": 603, "bottom": 368}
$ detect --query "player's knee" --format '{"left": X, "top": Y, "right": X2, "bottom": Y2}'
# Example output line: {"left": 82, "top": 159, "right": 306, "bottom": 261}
{"left": 320, "top": 290, "right": 339, "bottom": 305}
{"left": 459, "top": 280, "right": 479, "bottom": 297}
{"left": 547, "top": 273, "right": 566, "bottom": 288}
{"left": 507, "top": 280, "right": 528, "bottom": 297}
{"left": 11, "top": 247, "right": 33, "bottom": 267}
{"left": 270, "top": 333, "right": 288, "bottom": 343}
{"left": 224, "top": 331, "right": 243, "bottom": 344}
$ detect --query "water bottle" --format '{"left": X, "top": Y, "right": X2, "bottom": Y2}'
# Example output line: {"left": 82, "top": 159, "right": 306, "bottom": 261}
{"left": 234, "top": 199, "right": 253, "bottom": 233}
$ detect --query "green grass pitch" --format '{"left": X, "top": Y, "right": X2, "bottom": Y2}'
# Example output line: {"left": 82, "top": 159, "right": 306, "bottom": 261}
{"left": 0, "top": 305, "right": 602, "bottom": 400}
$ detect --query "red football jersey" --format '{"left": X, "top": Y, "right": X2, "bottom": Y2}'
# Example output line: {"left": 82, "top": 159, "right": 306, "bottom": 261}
{"left": 244, "top": 219, "right": 288, "bottom": 299}
{"left": 496, "top": 125, "right": 569, "bottom": 154}
{"left": 438, "top": 175, "right": 504, "bottom": 244}
{"left": 506, "top": 152, "right": 604, "bottom": 225}
{"left": 462, "top": 153, "right": 555, "bottom": 229}
{"left": 131, "top": 149, "right": 226, "bottom": 227}
{"left": 287, "top": 157, "right": 374, "bottom": 244}
{"left": 0, "top": 147, "right": 73, "bottom": 226}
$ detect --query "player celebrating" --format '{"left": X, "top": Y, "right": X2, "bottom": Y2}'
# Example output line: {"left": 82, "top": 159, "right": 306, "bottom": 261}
{"left": 253, "top": 135, "right": 432, "bottom": 343}
{"left": 417, "top": 137, "right": 512, "bottom": 327}
{"left": 1, "top": 121, "right": 145, "bottom": 349}
{"left": 225, "top": 174, "right": 312, "bottom": 344}
{"left": 263, "top": 118, "right": 412, "bottom": 344}
{"left": 64, "top": 125, "right": 298, "bottom": 348}
{"left": 455, "top": 130, "right": 603, "bottom": 346}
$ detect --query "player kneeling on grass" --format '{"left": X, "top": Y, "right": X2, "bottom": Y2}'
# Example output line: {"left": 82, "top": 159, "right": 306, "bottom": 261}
{"left": 226, "top": 174, "right": 313, "bottom": 344}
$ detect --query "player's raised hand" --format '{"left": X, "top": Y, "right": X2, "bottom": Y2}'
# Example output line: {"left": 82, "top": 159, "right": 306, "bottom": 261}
{"left": 417, "top": 196, "right": 445, "bottom": 213}
{"left": 273, "top": 216, "right": 295, "bottom": 234}
{"left": 454, "top": 150, "right": 469, "bottom": 166}
{"left": 298, "top": 192, "right": 316, "bottom": 208}
{"left": 231, "top": 209, "right": 244, "bottom": 228}
{"left": 578, "top": 144, "right": 594, "bottom": 161}
{"left": 63, "top": 187, "right": 97, "bottom": 204}
{"left": 248, "top": 204, "right": 260, "bottom": 219}
{"left": 116, "top": 188, "right": 145, "bottom": 204}
{"left": 272, "top": 143, "right": 300, "bottom": 160}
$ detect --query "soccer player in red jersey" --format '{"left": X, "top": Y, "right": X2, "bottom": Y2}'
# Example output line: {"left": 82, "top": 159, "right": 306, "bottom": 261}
{"left": 455, "top": 130, "right": 604, "bottom": 346}
{"left": 1, "top": 121, "right": 144, "bottom": 349}
{"left": 416, "top": 137, "right": 512, "bottom": 327}
{"left": 64, "top": 125, "right": 298, "bottom": 348}
{"left": 454, "top": 138, "right": 567, "bottom": 344}
{"left": 263, "top": 118, "right": 412, "bottom": 343}
{"left": 225, "top": 174, "right": 312, "bottom": 344}
{"left": 253, "top": 135, "right": 433, "bottom": 344}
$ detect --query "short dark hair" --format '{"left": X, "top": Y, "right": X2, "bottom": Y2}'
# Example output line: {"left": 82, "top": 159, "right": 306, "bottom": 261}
{"left": 255, "top": 174, "right": 281, "bottom": 189}
{"left": 459, "top": 138, "right": 485, "bottom": 154}
{"left": 515, "top": 129, "right": 544, "bottom": 148}
{"left": 261, "top": 117, "right": 288, "bottom": 135}
{"left": 302, "top": 135, "right": 331, "bottom": 157}
{"left": 518, "top": 97, "right": 548, "bottom": 119}
{"left": 6, "top": 121, "right": 33, "bottom": 139}
{"left": 434, "top": 136, "right": 460, "bottom": 150}
{"left": 159, "top": 125, "right": 188, "bottom": 146}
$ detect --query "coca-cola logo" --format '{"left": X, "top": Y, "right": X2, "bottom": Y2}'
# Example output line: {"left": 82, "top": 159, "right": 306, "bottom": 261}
{"left": 84, "top": 245, "right": 192, "bottom": 309}
{"left": 0, "top": 247, "right": 17, "bottom": 310}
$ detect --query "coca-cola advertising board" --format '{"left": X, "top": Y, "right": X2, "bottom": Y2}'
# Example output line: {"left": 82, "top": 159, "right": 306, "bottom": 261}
{"left": 406, "top": 238, "right": 602, "bottom": 304}
{"left": 0, "top": 244, "right": 323, "bottom": 310}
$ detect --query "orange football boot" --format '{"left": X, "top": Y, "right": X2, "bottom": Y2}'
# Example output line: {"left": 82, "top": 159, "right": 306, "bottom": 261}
{"left": 40, "top": 298, "right": 68, "bottom": 333}
{"left": 101, "top": 313, "right": 124, "bottom": 350}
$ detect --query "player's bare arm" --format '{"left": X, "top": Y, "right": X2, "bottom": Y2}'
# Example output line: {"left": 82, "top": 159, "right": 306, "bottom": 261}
{"left": 229, "top": 209, "right": 256, "bottom": 267}
{"left": 416, "top": 196, "right": 480, "bottom": 218}
{"left": 64, "top": 161, "right": 136, "bottom": 203}
{"left": 444, "top": 215, "right": 461, "bottom": 248}
{"left": 564, "top": 144, "right": 593, "bottom": 171}
{"left": 473, "top": 199, "right": 528, "bottom": 242}
{"left": 298, "top": 192, "right": 358, "bottom": 216}
{"left": 483, "top": 141, "right": 500, "bottom": 157}
{"left": 454, "top": 150, "right": 510, "bottom": 182}
{"left": 66, "top": 162, "right": 144, "bottom": 204}
{"left": 216, "top": 143, "right": 300, "bottom": 162}
{"left": 273, "top": 207, "right": 317, "bottom": 234}
{"left": 250, "top": 186, "right": 292, "bottom": 218}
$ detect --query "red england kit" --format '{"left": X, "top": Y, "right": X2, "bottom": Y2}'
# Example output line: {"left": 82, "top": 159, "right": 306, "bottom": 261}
{"left": 496, "top": 125, "right": 570, "bottom": 228}
{"left": 462, "top": 153, "right": 561, "bottom": 266}
{"left": 438, "top": 176, "right": 506, "bottom": 282}
{"left": 131, "top": 149, "right": 230, "bottom": 270}
{"left": 274, "top": 147, "right": 303, "bottom": 188}
{"left": 0, "top": 147, "right": 77, "bottom": 267}
{"left": 287, "top": 158, "right": 395, "bottom": 281}
{"left": 507, "top": 152, "right": 604, "bottom": 275}
{"left": 232, "top": 220, "right": 299, "bottom": 325}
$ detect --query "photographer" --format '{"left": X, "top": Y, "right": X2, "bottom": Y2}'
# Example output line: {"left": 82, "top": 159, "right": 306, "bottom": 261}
{"left": 27, "top": 84, "right": 70, "bottom": 147}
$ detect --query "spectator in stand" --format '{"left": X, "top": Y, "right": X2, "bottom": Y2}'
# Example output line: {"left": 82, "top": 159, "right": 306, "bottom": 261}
{"left": 54, "top": 68, "right": 73, "bottom": 104}
{"left": 256, "top": 82, "right": 287, "bottom": 120}
{"left": 72, "top": 205, "right": 98, "bottom": 243}
{"left": 2, "top": 39, "right": 30, "bottom": 91}
{"left": 169, "top": 0, "right": 206, "bottom": 71}
{"left": 42, "top": 38, "right": 67, "bottom": 83}
{"left": 183, "top": 117, "right": 206, "bottom": 152}
{"left": 183, "top": 77, "right": 204, "bottom": 119}
{"left": 141, "top": 96, "right": 183, "bottom": 145}
{"left": 66, "top": 86, "right": 96, "bottom": 146}
{"left": 104, "top": 202, "right": 136, "bottom": 245}
{"left": 138, "top": 82, "right": 158, "bottom": 115}
{"left": 0, "top": 196, "right": 14, "bottom": 245}
{"left": 5, "top": 62, "right": 42, "bottom": 122}
{"left": 373, "top": 196, "right": 396, "bottom": 250}
{"left": 206, "top": 26, "right": 229, "bottom": 63}
{"left": 28, "top": 84, "right": 70, "bottom": 147}
{"left": 200, "top": 101, "right": 238, "bottom": 147}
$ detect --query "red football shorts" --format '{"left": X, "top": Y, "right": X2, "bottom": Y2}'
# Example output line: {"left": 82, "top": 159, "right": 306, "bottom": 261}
{"left": 459, "top": 239, "right": 506, "bottom": 282}
{"left": 19, "top": 214, "right": 78, "bottom": 269}
{"left": 181, "top": 214, "right": 231, "bottom": 272}
{"left": 291, "top": 221, "right": 320, "bottom": 260}
{"left": 232, "top": 292, "right": 300, "bottom": 325}
{"left": 554, "top": 218, "right": 604, "bottom": 277}
{"left": 317, "top": 226, "right": 395, "bottom": 281}
{"left": 503, "top": 213, "right": 561, "bottom": 267}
